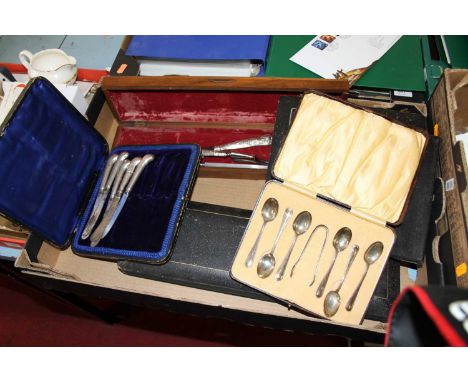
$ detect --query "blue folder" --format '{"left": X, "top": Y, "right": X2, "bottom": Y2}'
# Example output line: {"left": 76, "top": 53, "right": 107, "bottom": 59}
{"left": 126, "top": 35, "right": 270, "bottom": 76}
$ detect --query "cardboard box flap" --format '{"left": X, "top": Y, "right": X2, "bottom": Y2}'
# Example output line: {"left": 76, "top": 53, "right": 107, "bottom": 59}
{"left": 273, "top": 92, "right": 427, "bottom": 224}
{"left": 0, "top": 77, "right": 108, "bottom": 247}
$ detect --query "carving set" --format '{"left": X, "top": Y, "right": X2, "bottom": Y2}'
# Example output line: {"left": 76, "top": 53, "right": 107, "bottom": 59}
{"left": 244, "top": 197, "right": 384, "bottom": 318}
{"left": 201, "top": 135, "right": 271, "bottom": 165}
{"left": 81, "top": 152, "right": 154, "bottom": 247}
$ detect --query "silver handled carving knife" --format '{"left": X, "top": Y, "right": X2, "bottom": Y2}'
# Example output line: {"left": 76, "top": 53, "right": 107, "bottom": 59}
{"left": 89, "top": 158, "right": 132, "bottom": 246}
{"left": 81, "top": 153, "right": 122, "bottom": 240}
{"left": 94, "top": 154, "right": 155, "bottom": 246}
{"left": 211, "top": 135, "right": 272, "bottom": 151}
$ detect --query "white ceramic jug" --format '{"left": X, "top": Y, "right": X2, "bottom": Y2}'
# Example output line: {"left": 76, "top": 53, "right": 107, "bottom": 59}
{"left": 19, "top": 49, "right": 77, "bottom": 85}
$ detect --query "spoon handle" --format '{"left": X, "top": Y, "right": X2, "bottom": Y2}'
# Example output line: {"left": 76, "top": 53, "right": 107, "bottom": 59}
{"left": 275, "top": 234, "right": 298, "bottom": 281}
{"left": 245, "top": 221, "right": 267, "bottom": 268}
{"left": 316, "top": 249, "right": 338, "bottom": 298}
{"left": 270, "top": 208, "right": 293, "bottom": 255}
{"left": 346, "top": 264, "right": 369, "bottom": 311}
{"left": 336, "top": 245, "right": 359, "bottom": 293}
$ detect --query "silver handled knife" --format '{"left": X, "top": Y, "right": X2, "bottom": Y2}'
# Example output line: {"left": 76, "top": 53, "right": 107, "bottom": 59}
{"left": 81, "top": 153, "right": 123, "bottom": 240}
{"left": 102, "top": 152, "right": 130, "bottom": 214}
{"left": 211, "top": 135, "right": 272, "bottom": 152}
{"left": 91, "top": 154, "right": 154, "bottom": 247}
{"left": 89, "top": 159, "right": 131, "bottom": 246}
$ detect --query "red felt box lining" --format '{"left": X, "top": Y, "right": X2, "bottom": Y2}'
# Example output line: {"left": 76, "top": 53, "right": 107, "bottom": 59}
{"left": 108, "top": 90, "right": 285, "bottom": 164}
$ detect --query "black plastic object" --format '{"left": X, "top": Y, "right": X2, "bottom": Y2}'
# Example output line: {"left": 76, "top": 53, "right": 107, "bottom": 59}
{"left": 385, "top": 285, "right": 468, "bottom": 346}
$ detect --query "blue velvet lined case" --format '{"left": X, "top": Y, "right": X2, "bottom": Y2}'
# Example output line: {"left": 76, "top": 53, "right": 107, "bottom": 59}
{"left": 0, "top": 77, "right": 200, "bottom": 263}
{"left": 73, "top": 144, "right": 200, "bottom": 262}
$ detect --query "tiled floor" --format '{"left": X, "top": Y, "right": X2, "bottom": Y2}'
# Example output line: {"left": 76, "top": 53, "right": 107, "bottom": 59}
{"left": 0, "top": 35, "right": 124, "bottom": 69}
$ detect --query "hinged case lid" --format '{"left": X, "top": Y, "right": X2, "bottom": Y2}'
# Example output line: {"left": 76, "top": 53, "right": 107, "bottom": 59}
{"left": 272, "top": 91, "right": 428, "bottom": 225}
{"left": 0, "top": 77, "right": 108, "bottom": 247}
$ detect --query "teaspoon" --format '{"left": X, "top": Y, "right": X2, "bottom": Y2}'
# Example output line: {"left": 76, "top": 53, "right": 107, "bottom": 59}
{"left": 316, "top": 227, "right": 352, "bottom": 298}
{"left": 323, "top": 244, "right": 359, "bottom": 317}
{"left": 257, "top": 208, "right": 293, "bottom": 279}
{"left": 244, "top": 198, "right": 279, "bottom": 268}
{"left": 346, "top": 241, "right": 384, "bottom": 311}
{"left": 275, "top": 211, "right": 312, "bottom": 281}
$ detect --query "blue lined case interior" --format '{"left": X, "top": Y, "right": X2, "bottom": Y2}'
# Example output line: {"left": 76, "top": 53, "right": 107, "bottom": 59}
{"left": 72, "top": 144, "right": 200, "bottom": 262}
{"left": 0, "top": 77, "right": 107, "bottom": 247}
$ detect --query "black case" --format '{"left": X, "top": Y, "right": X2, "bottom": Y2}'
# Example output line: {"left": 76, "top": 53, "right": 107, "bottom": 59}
{"left": 118, "top": 95, "right": 438, "bottom": 322}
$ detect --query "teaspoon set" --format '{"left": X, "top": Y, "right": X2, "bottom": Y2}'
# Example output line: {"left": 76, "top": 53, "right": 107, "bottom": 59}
{"left": 245, "top": 197, "right": 384, "bottom": 318}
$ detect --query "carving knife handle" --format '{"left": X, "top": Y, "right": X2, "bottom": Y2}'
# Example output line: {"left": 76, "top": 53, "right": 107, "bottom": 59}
{"left": 125, "top": 154, "right": 154, "bottom": 194}
{"left": 213, "top": 135, "right": 272, "bottom": 151}
{"left": 201, "top": 149, "right": 227, "bottom": 158}
{"left": 99, "top": 154, "right": 118, "bottom": 192}
{"left": 117, "top": 157, "right": 142, "bottom": 197}
{"left": 105, "top": 152, "right": 129, "bottom": 192}
{"left": 110, "top": 160, "right": 130, "bottom": 199}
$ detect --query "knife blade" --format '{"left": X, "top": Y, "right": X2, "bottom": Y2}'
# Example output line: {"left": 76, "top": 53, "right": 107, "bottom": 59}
{"left": 89, "top": 159, "right": 131, "bottom": 246}
{"left": 81, "top": 152, "right": 126, "bottom": 239}
{"left": 201, "top": 149, "right": 268, "bottom": 165}
{"left": 98, "top": 154, "right": 155, "bottom": 243}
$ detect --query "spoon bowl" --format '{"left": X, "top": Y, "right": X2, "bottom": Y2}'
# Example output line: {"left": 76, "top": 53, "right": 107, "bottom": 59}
{"left": 324, "top": 290, "right": 341, "bottom": 317}
{"left": 275, "top": 211, "right": 312, "bottom": 281}
{"left": 365, "top": 241, "right": 384, "bottom": 265}
{"left": 293, "top": 211, "right": 312, "bottom": 234}
{"left": 333, "top": 227, "right": 352, "bottom": 252}
{"left": 262, "top": 198, "right": 279, "bottom": 222}
{"left": 257, "top": 253, "right": 276, "bottom": 278}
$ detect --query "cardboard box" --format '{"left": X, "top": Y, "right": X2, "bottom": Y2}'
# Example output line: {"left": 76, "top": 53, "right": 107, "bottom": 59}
{"left": 430, "top": 69, "right": 468, "bottom": 287}
{"left": 10, "top": 76, "right": 431, "bottom": 342}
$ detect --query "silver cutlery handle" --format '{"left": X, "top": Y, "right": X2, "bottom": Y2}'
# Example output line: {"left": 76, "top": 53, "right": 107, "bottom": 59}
{"left": 106, "top": 152, "right": 129, "bottom": 192}
{"left": 82, "top": 154, "right": 119, "bottom": 239}
{"left": 125, "top": 154, "right": 154, "bottom": 194}
{"left": 117, "top": 157, "right": 142, "bottom": 197}
{"left": 270, "top": 208, "right": 293, "bottom": 255}
{"left": 316, "top": 249, "right": 338, "bottom": 298}
{"left": 245, "top": 221, "right": 267, "bottom": 268}
{"left": 336, "top": 245, "right": 359, "bottom": 293}
{"left": 202, "top": 149, "right": 228, "bottom": 157}
{"left": 275, "top": 234, "right": 298, "bottom": 281}
{"left": 111, "top": 160, "right": 130, "bottom": 198}
{"left": 346, "top": 264, "right": 369, "bottom": 311}
{"left": 99, "top": 154, "right": 118, "bottom": 192}
{"left": 213, "top": 135, "right": 272, "bottom": 151}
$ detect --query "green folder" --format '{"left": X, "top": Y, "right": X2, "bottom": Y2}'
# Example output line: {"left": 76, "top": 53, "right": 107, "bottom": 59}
{"left": 265, "top": 35, "right": 426, "bottom": 92}
{"left": 444, "top": 35, "right": 468, "bottom": 68}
